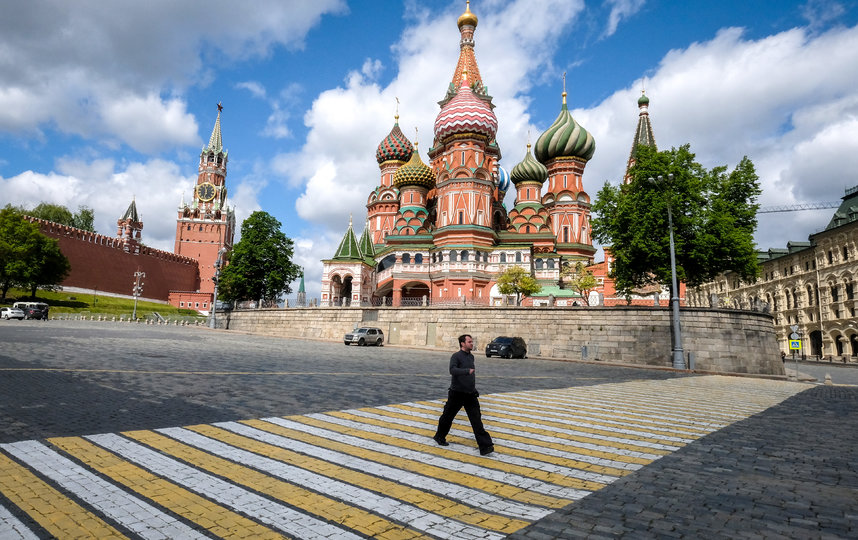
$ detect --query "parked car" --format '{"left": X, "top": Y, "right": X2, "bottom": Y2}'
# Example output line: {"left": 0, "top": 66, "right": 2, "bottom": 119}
{"left": 344, "top": 327, "right": 384, "bottom": 346}
{"left": 12, "top": 302, "right": 49, "bottom": 320}
{"left": 0, "top": 307, "right": 25, "bottom": 320}
{"left": 485, "top": 336, "right": 527, "bottom": 358}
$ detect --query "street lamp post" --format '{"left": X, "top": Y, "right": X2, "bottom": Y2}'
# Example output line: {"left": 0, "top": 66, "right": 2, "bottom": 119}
{"left": 209, "top": 247, "right": 227, "bottom": 329}
{"left": 650, "top": 174, "right": 686, "bottom": 369}
{"left": 131, "top": 270, "right": 145, "bottom": 320}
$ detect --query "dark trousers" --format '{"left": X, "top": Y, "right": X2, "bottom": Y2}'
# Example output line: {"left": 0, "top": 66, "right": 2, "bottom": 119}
{"left": 435, "top": 389, "right": 493, "bottom": 450}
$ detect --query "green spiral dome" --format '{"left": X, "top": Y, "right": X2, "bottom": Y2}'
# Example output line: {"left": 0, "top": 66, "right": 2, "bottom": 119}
{"left": 534, "top": 96, "right": 595, "bottom": 163}
{"left": 510, "top": 145, "right": 548, "bottom": 185}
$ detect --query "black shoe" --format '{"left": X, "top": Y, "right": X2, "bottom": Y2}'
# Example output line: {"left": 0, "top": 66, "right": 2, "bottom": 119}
{"left": 433, "top": 436, "right": 449, "bottom": 446}
{"left": 480, "top": 445, "right": 494, "bottom": 456}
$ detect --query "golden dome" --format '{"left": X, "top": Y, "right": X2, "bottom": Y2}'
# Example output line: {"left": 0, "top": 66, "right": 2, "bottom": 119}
{"left": 457, "top": 1, "right": 478, "bottom": 28}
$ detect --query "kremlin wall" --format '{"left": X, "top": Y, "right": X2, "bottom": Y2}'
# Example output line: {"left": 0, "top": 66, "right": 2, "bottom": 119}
{"left": 29, "top": 217, "right": 199, "bottom": 303}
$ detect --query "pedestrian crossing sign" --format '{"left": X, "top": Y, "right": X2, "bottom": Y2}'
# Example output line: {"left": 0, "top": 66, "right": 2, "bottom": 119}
{"left": 789, "top": 340, "right": 801, "bottom": 350}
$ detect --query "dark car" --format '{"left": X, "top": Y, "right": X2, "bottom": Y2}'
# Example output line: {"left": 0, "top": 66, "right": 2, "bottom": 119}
{"left": 485, "top": 336, "right": 527, "bottom": 358}
{"left": 344, "top": 327, "right": 384, "bottom": 346}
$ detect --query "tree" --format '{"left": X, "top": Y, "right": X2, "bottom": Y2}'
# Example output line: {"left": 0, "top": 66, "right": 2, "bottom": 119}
{"left": 27, "top": 203, "right": 96, "bottom": 232}
{"left": 0, "top": 207, "right": 70, "bottom": 299}
{"left": 217, "top": 211, "right": 301, "bottom": 304}
{"left": 562, "top": 261, "right": 597, "bottom": 305}
{"left": 496, "top": 265, "right": 541, "bottom": 306}
{"left": 22, "top": 234, "right": 70, "bottom": 298}
{"left": 591, "top": 144, "right": 760, "bottom": 297}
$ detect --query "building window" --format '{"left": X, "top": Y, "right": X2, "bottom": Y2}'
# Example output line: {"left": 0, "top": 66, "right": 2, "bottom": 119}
{"left": 461, "top": 250, "right": 469, "bottom": 262}
{"left": 515, "top": 252, "right": 522, "bottom": 263}
{"left": 535, "top": 259, "right": 544, "bottom": 270}
{"left": 415, "top": 253, "right": 423, "bottom": 264}
{"left": 450, "top": 250, "right": 458, "bottom": 262}
{"left": 847, "top": 283, "right": 854, "bottom": 300}
{"left": 844, "top": 246, "right": 849, "bottom": 260}
{"left": 500, "top": 253, "right": 507, "bottom": 263}
{"left": 828, "top": 250, "right": 834, "bottom": 264}
{"left": 402, "top": 253, "right": 411, "bottom": 264}
{"left": 203, "top": 303, "right": 207, "bottom": 308}
{"left": 180, "top": 302, "right": 185, "bottom": 307}
{"left": 458, "top": 211, "right": 464, "bottom": 225}
{"left": 831, "top": 285, "right": 839, "bottom": 302}
{"left": 195, "top": 302, "right": 200, "bottom": 308}
{"left": 563, "top": 227, "right": 569, "bottom": 243}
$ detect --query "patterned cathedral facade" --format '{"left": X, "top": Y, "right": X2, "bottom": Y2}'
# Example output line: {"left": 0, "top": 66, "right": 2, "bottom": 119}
{"left": 321, "top": 3, "right": 654, "bottom": 307}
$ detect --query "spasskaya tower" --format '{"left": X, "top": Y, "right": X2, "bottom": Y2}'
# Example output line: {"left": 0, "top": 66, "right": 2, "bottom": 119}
{"left": 173, "top": 104, "right": 236, "bottom": 301}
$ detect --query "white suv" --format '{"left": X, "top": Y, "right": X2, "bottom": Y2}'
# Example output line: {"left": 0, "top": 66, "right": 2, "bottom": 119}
{"left": 344, "top": 327, "right": 384, "bottom": 346}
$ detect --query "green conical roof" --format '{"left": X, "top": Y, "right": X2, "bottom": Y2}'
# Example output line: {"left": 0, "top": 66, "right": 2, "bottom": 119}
{"left": 358, "top": 221, "right": 376, "bottom": 262}
{"left": 332, "top": 216, "right": 363, "bottom": 261}
{"left": 121, "top": 199, "right": 139, "bottom": 222}
{"left": 298, "top": 270, "right": 305, "bottom": 293}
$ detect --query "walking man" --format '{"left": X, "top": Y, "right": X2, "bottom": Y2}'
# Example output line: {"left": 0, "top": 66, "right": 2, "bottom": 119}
{"left": 433, "top": 334, "right": 494, "bottom": 456}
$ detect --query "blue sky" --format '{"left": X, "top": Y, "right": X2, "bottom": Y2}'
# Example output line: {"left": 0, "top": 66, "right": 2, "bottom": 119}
{"left": 2, "top": 0, "right": 858, "bottom": 301}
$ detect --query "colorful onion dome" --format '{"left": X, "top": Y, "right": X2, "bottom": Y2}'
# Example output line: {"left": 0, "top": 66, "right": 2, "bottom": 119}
{"left": 497, "top": 165, "right": 510, "bottom": 192}
{"left": 393, "top": 143, "right": 435, "bottom": 189}
{"left": 511, "top": 144, "right": 548, "bottom": 185}
{"left": 638, "top": 92, "right": 650, "bottom": 107}
{"left": 534, "top": 92, "right": 595, "bottom": 163}
{"left": 434, "top": 77, "right": 498, "bottom": 142}
{"left": 457, "top": 0, "right": 478, "bottom": 28}
{"left": 376, "top": 118, "right": 414, "bottom": 164}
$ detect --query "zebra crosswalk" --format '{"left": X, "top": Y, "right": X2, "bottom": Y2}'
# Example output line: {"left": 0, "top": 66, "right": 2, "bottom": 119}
{"left": 0, "top": 375, "right": 806, "bottom": 539}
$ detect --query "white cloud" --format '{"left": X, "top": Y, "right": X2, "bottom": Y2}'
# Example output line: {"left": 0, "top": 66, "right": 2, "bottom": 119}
{"left": 603, "top": 0, "right": 646, "bottom": 37}
{"left": 281, "top": 0, "right": 586, "bottom": 231}
{"left": 236, "top": 81, "right": 268, "bottom": 99}
{"left": 575, "top": 23, "right": 858, "bottom": 250}
{"left": 0, "top": 0, "right": 347, "bottom": 153}
{"left": 0, "top": 156, "right": 260, "bottom": 253}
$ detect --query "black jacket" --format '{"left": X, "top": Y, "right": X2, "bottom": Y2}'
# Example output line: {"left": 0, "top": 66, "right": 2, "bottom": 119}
{"left": 449, "top": 350, "right": 477, "bottom": 393}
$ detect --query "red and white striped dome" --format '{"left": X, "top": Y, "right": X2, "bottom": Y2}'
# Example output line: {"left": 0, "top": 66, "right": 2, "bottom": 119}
{"left": 433, "top": 83, "right": 497, "bottom": 142}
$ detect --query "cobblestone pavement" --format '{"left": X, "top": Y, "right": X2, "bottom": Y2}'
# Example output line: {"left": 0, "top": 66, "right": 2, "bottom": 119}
{"left": 0, "top": 321, "right": 853, "bottom": 538}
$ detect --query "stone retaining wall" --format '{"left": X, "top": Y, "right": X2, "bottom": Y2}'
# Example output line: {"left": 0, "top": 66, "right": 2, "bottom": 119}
{"left": 222, "top": 306, "right": 784, "bottom": 376}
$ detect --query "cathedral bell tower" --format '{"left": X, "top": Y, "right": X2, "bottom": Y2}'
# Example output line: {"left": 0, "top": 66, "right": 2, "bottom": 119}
{"left": 175, "top": 103, "right": 236, "bottom": 294}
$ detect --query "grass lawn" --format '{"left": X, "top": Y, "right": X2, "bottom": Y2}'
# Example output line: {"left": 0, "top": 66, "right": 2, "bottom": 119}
{"left": 1, "top": 288, "right": 204, "bottom": 321}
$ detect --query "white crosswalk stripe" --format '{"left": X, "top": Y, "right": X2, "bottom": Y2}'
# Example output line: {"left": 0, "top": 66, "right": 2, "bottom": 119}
{"left": 1, "top": 440, "right": 207, "bottom": 540}
{"left": 159, "top": 426, "right": 507, "bottom": 540}
{"left": 86, "top": 433, "right": 361, "bottom": 540}
{"left": 214, "top": 420, "right": 552, "bottom": 520}
{"left": 0, "top": 376, "right": 809, "bottom": 539}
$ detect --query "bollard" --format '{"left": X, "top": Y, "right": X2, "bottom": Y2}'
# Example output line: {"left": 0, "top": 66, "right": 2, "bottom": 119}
{"left": 824, "top": 373, "right": 833, "bottom": 385}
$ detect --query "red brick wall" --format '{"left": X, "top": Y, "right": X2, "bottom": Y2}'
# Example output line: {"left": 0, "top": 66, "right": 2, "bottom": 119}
{"left": 31, "top": 218, "right": 200, "bottom": 302}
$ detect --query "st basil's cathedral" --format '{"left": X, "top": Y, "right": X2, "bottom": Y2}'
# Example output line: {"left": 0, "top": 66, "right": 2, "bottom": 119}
{"left": 321, "top": 2, "right": 653, "bottom": 307}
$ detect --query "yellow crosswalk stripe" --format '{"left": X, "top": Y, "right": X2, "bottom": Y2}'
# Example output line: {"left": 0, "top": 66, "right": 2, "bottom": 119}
{"left": 47, "top": 436, "right": 285, "bottom": 539}
{"left": 0, "top": 452, "right": 123, "bottom": 539}
{"left": 122, "top": 429, "right": 427, "bottom": 540}
{"left": 307, "top": 411, "right": 609, "bottom": 491}
{"left": 187, "top": 423, "right": 530, "bottom": 534}
{"left": 241, "top": 418, "right": 572, "bottom": 509}
{"left": 353, "top": 404, "right": 635, "bottom": 476}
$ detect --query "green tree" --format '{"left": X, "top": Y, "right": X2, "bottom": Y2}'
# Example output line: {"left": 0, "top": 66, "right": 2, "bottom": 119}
{"left": 21, "top": 234, "right": 70, "bottom": 298}
{"left": 217, "top": 211, "right": 301, "bottom": 304}
{"left": 0, "top": 207, "right": 70, "bottom": 299}
{"left": 591, "top": 144, "right": 760, "bottom": 297}
{"left": 27, "top": 203, "right": 96, "bottom": 232}
{"left": 496, "top": 265, "right": 541, "bottom": 306}
{"left": 562, "top": 261, "right": 598, "bottom": 305}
